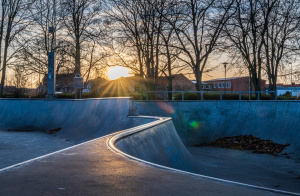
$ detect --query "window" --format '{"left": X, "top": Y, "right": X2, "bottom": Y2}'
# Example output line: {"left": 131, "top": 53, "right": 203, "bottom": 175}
{"left": 228, "top": 82, "right": 231, "bottom": 88}
{"left": 202, "top": 85, "right": 205, "bottom": 89}
{"left": 222, "top": 83, "right": 224, "bottom": 88}
{"left": 206, "top": 85, "right": 210, "bottom": 89}
{"left": 214, "top": 83, "right": 216, "bottom": 88}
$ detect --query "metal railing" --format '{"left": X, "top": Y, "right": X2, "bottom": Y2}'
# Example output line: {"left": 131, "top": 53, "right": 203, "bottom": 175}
{"left": 145, "top": 91, "right": 278, "bottom": 101}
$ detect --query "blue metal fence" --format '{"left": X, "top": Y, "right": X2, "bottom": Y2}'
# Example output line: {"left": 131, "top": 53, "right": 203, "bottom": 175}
{"left": 145, "top": 91, "right": 278, "bottom": 101}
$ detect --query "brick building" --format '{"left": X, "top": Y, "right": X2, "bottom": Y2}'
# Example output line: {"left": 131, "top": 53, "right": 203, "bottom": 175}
{"left": 202, "top": 76, "right": 266, "bottom": 91}
{"left": 38, "top": 73, "right": 75, "bottom": 93}
{"left": 156, "top": 74, "right": 196, "bottom": 91}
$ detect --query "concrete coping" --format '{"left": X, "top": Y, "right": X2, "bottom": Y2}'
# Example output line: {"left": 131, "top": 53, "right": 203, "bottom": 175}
{"left": 108, "top": 116, "right": 300, "bottom": 196}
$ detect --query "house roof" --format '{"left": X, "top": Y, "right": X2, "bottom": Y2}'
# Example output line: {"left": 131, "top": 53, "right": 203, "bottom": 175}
{"left": 203, "top": 76, "right": 249, "bottom": 82}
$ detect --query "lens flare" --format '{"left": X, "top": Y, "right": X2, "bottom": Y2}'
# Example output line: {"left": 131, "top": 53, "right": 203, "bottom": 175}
{"left": 189, "top": 120, "right": 201, "bottom": 129}
{"left": 157, "top": 101, "right": 175, "bottom": 114}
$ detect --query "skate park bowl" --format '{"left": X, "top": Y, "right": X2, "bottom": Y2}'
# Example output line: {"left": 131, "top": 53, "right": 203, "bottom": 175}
{"left": 135, "top": 101, "right": 300, "bottom": 158}
{"left": 0, "top": 98, "right": 299, "bottom": 195}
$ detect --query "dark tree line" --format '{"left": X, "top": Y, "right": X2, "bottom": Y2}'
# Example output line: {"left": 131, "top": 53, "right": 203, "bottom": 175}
{"left": 0, "top": 0, "right": 299, "bottom": 98}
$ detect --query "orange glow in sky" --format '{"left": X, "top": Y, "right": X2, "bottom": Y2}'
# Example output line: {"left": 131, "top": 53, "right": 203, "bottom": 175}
{"left": 107, "top": 66, "right": 132, "bottom": 80}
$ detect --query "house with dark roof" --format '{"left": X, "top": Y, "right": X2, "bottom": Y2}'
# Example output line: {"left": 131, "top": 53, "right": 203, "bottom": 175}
{"left": 37, "top": 73, "right": 75, "bottom": 93}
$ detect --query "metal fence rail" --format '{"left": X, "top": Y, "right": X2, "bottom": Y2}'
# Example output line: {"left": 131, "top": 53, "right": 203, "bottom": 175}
{"left": 145, "top": 91, "right": 278, "bottom": 101}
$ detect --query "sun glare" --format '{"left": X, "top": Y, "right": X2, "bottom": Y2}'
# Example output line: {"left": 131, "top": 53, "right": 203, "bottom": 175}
{"left": 108, "top": 66, "right": 132, "bottom": 80}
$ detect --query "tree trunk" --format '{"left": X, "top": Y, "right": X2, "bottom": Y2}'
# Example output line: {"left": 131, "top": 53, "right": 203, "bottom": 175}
{"left": 74, "top": 36, "right": 81, "bottom": 98}
{"left": 0, "top": 7, "right": 5, "bottom": 72}
{"left": 269, "top": 76, "right": 277, "bottom": 100}
{"left": 195, "top": 68, "right": 202, "bottom": 100}
{"left": 195, "top": 68, "right": 202, "bottom": 91}
{"left": 75, "top": 37, "right": 80, "bottom": 75}
{"left": 167, "top": 77, "right": 172, "bottom": 100}
{"left": 0, "top": 28, "right": 11, "bottom": 97}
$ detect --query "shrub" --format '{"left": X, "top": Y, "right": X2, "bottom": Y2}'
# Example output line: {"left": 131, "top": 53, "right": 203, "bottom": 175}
{"left": 173, "top": 92, "right": 198, "bottom": 100}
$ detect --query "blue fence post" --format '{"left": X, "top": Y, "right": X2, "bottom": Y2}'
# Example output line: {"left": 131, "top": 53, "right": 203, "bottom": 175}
{"left": 201, "top": 91, "right": 203, "bottom": 100}
{"left": 220, "top": 92, "right": 222, "bottom": 100}
{"left": 182, "top": 91, "right": 184, "bottom": 101}
{"left": 258, "top": 92, "right": 260, "bottom": 100}
{"left": 239, "top": 92, "right": 241, "bottom": 100}
{"left": 146, "top": 92, "right": 148, "bottom": 101}
{"left": 164, "top": 91, "right": 166, "bottom": 100}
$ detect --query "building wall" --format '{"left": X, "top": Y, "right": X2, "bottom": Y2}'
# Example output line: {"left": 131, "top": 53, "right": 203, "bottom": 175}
{"left": 173, "top": 74, "right": 196, "bottom": 91}
{"left": 156, "top": 74, "right": 196, "bottom": 91}
{"left": 232, "top": 77, "right": 249, "bottom": 91}
{"left": 204, "top": 77, "right": 266, "bottom": 92}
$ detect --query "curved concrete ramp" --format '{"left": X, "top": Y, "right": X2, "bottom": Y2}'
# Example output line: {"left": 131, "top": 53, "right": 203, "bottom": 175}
{"left": 0, "top": 123, "right": 282, "bottom": 196}
{"left": 0, "top": 99, "right": 201, "bottom": 174}
{"left": 0, "top": 98, "right": 156, "bottom": 169}
{"left": 0, "top": 98, "right": 140, "bottom": 142}
{"left": 109, "top": 117, "right": 299, "bottom": 196}
{"left": 111, "top": 118, "right": 201, "bottom": 174}
{"left": 136, "top": 101, "right": 300, "bottom": 158}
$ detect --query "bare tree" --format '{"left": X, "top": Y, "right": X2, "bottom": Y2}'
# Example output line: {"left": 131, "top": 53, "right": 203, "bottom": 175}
{"left": 263, "top": 0, "right": 300, "bottom": 93}
{"left": 60, "top": 0, "right": 101, "bottom": 76}
{"left": 81, "top": 39, "right": 109, "bottom": 82}
{"left": 0, "top": 0, "right": 8, "bottom": 73}
{"left": 224, "top": 0, "right": 278, "bottom": 93}
{"left": 0, "top": 0, "right": 33, "bottom": 97}
{"left": 106, "top": 0, "right": 166, "bottom": 90}
{"left": 165, "top": 0, "right": 235, "bottom": 91}
{"left": 159, "top": 8, "right": 183, "bottom": 99}
{"left": 224, "top": 0, "right": 300, "bottom": 98}
{"left": 12, "top": 64, "right": 29, "bottom": 97}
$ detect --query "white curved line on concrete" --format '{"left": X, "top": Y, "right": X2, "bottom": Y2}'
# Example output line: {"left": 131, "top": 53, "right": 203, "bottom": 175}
{"left": 1, "top": 113, "right": 299, "bottom": 196}
{"left": 0, "top": 133, "right": 114, "bottom": 173}
{"left": 108, "top": 117, "right": 300, "bottom": 196}
{"left": 0, "top": 116, "right": 163, "bottom": 173}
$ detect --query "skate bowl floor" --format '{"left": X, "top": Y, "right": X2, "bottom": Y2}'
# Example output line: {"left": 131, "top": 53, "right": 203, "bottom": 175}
{"left": 0, "top": 98, "right": 299, "bottom": 195}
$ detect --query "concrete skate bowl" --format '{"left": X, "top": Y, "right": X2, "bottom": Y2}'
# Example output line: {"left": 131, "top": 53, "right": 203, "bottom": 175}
{"left": 129, "top": 100, "right": 300, "bottom": 195}
{"left": 0, "top": 98, "right": 160, "bottom": 169}
{"left": 0, "top": 98, "right": 200, "bottom": 174}
{"left": 109, "top": 118, "right": 201, "bottom": 174}
{"left": 136, "top": 101, "right": 300, "bottom": 158}
{"left": 1, "top": 98, "right": 299, "bottom": 195}
{"left": 0, "top": 98, "right": 146, "bottom": 143}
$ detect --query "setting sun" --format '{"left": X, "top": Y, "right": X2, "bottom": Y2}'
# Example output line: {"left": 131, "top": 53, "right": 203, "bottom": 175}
{"left": 107, "top": 66, "right": 132, "bottom": 80}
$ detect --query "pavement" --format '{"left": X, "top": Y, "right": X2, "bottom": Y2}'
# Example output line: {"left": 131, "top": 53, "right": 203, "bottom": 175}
{"left": 188, "top": 146, "right": 300, "bottom": 193}
{"left": 0, "top": 128, "right": 283, "bottom": 196}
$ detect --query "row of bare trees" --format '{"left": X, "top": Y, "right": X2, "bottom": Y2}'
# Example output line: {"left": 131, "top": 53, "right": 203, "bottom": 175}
{"left": 0, "top": 0, "right": 34, "bottom": 96}
{"left": 106, "top": 0, "right": 236, "bottom": 91}
{"left": 106, "top": 0, "right": 300, "bottom": 94}
{"left": 224, "top": 0, "right": 300, "bottom": 94}
{"left": 0, "top": 0, "right": 299, "bottom": 97}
